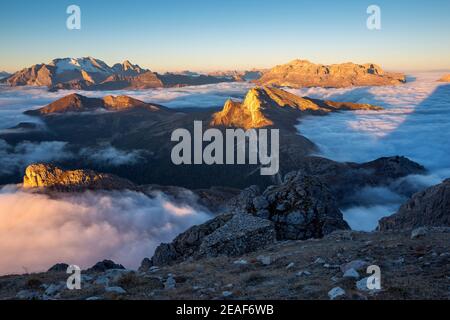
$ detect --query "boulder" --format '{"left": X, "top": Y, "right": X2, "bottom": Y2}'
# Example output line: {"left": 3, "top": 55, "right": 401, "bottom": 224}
{"left": 144, "top": 213, "right": 275, "bottom": 267}
{"left": 250, "top": 172, "right": 350, "bottom": 240}
{"left": 197, "top": 214, "right": 276, "bottom": 258}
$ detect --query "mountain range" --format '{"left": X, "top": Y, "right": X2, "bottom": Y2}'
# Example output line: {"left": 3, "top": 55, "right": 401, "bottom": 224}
{"left": 0, "top": 57, "right": 238, "bottom": 91}
{"left": 0, "top": 71, "right": 10, "bottom": 79}
{"left": 0, "top": 86, "right": 404, "bottom": 192}
{"left": 255, "top": 59, "right": 406, "bottom": 88}
{"left": 1, "top": 57, "right": 409, "bottom": 91}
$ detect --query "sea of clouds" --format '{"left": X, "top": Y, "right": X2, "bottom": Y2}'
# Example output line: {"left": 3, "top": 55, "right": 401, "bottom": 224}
{"left": 290, "top": 72, "right": 450, "bottom": 230}
{"left": 0, "top": 82, "right": 251, "bottom": 275}
{"left": 0, "top": 186, "right": 211, "bottom": 275}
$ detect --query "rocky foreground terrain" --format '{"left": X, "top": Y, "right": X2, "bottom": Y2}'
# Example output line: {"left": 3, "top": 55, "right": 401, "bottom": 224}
{"left": 1, "top": 228, "right": 448, "bottom": 300}
{"left": 255, "top": 59, "right": 406, "bottom": 88}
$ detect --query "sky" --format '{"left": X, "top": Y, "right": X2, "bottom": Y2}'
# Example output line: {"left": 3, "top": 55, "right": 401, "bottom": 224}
{"left": 0, "top": 0, "right": 449, "bottom": 73}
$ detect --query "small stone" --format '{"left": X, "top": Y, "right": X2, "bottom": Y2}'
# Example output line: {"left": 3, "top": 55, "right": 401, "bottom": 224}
{"left": 222, "top": 291, "right": 233, "bottom": 297}
{"left": 411, "top": 227, "right": 428, "bottom": 239}
{"left": 343, "top": 268, "right": 360, "bottom": 279}
{"left": 340, "top": 260, "right": 368, "bottom": 273}
{"left": 149, "top": 266, "right": 160, "bottom": 273}
{"left": 356, "top": 277, "right": 370, "bottom": 292}
{"left": 314, "top": 257, "right": 325, "bottom": 264}
{"left": 165, "top": 275, "right": 176, "bottom": 289}
{"left": 257, "top": 255, "right": 271, "bottom": 266}
{"left": 296, "top": 270, "right": 311, "bottom": 277}
{"left": 328, "top": 287, "right": 346, "bottom": 300}
{"left": 86, "top": 296, "right": 102, "bottom": 300}
{"left": 105, "top": 286, "right": 126, "bottom": 294}
{"left": 286, "top": 262, "right": 295, "bottom": 269}
{"left": 233, "top": 259, "right": 248, "bottom": 265}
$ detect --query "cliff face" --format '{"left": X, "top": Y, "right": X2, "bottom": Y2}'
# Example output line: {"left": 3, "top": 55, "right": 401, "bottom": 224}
{"left": 23, "top": 163, "right": 136, "bottom": 191}
{"left": 378, "top": 178, "right": 450, "bottom": 231}
{"left": 211, "top": 86, "right": 382, "bottom": 129}
{"left": 255, "top": 59, "right": 405, "bottom": 88}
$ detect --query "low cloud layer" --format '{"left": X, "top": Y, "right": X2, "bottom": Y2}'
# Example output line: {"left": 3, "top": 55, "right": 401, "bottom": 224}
{"left": 292, "top": 72, "right": 450, "bottom": 230}
{"left": 0, "top": 140, "right": 72, "bottom": 175}
{"left": 0, "top": 186, "right": 211, "bottom": 275}
{"left": 79, "top": 145, "right": 144, "bottom": 166}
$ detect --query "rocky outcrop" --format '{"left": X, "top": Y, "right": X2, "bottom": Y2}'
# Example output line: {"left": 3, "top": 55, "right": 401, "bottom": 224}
{"left": 378, "top": 178, "right": 450, "bottom": 231}
{"left": 144, "top": 171, "right": 350, "bottom": 268}
{"left": 255, "top": 59, "right": 405, "bottom": 88}
{"left": 147, "top": 213, "right": 276, "bottom": 267}
{"left": 249, "top": 172, "right": 350, "bottom": 240}
{"left": 23, "top": 163, "right": 136, "bottom": 191}
{"left": 25, "top": 93, "right": 163, "bottom": 115}
{"left": 211, "top": 86, "right": 382, "bottom": 129}
{"left": 438, "top": 74, "right": 450, "bottom": 82}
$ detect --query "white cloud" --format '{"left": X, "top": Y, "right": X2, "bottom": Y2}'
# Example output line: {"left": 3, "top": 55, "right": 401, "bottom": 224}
{"left": 79, "top": 145, "right": 144, "bottom": 166}
{"left": 0, "top": 186, "right": 211, "bottom": 275}
{"left": 0, "top": 139, "right": 72, "bottom": 175}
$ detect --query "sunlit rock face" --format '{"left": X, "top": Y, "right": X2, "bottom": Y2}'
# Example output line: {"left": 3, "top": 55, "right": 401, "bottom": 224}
{"left": 211, "top": 86, "right": 382, "bottom": 129}
{"left": 23, "top": 163, "right": 136, "bottom": 191}
{"left": 438, "top": 74, "right": 450, "bottom": 82}
{"left": 255, "top": 59, "right": 405, "bottom": 88}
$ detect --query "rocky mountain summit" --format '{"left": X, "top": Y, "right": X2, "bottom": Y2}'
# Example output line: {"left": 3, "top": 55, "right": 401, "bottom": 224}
{"left": 378, "top": 178, "right": 450, "bottom": 231}
{"left": 255, "top": 59, "right": 406, "bottom": 88}
{"left": 438, "top": 74, "right": 450, "bottom": 82}
{"left": 0, "top": 71, "right": 11, "bottom": 79}
{"left": 211, "top": 86, "right": 382, "bottom": 129}
{"left": 1, "top": 57, "right": 236, "bottom": 91}
{"left": 23, "top": 163, "right": 136, "bottom": 191}
{"left": 25, "top": 93, "right": 164, "bottom": 115}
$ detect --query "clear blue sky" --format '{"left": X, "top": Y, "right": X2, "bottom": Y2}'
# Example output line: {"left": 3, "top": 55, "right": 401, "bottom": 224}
{"left": 1, "top": 0, "right": 449, "bottom": 72}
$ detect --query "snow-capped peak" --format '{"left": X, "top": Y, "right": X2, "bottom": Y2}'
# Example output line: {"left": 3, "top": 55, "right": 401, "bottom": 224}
{"left": 51, "top": 57, "right": 112, "bottom": 74}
